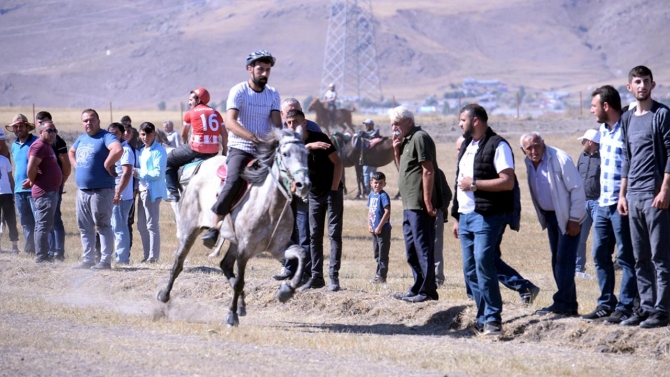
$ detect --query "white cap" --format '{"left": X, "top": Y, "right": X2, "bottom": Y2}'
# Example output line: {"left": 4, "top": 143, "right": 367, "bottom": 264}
{"left": 577, "top": 129, "right": 600, "bottom": 143}
{"left": 363, "top": 119, "right": 374, "bottom": 126}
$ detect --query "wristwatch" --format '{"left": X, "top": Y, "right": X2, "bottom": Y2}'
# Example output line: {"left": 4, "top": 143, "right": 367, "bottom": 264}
{"left": 470, "top": 179, "right": 477, "bottom": 192}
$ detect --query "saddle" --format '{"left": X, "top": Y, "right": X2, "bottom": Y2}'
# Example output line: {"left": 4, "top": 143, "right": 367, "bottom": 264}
{"left": 353, "top": 131, "right": 384, "bottom": 165}
{"left": 214, "top": 159, "right": 258, "bottom": 209}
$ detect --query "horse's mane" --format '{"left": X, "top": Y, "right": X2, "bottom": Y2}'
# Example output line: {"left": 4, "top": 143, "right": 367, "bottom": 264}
{"left": 241, "top": 128, "right": 296, "bottom": 184}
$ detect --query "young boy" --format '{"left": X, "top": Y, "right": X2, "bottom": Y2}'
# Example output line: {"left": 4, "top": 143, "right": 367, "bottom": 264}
{"left": 367, "top": 171, "right": 391, "bottom": 283}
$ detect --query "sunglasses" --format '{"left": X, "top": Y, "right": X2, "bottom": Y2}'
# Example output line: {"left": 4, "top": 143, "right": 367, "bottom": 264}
{"left": 44, "top": 129, "right": 58, "bottom": 134}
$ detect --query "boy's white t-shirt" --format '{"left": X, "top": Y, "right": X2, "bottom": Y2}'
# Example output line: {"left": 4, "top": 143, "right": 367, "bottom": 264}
{"left": 0, "top": 155, "right": 13, "bottom": 194}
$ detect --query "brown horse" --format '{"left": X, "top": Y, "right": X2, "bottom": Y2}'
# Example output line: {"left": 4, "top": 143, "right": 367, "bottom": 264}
{"left": 307, "top": 98, "right": 356, "bottom": 135}
{"left": 329, "top": 132, "right": 397, "bottom": 198}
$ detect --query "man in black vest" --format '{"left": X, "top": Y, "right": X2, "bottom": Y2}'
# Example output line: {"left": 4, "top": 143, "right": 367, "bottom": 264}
{"left": 451, "top": 104, "right": 515, "bottom": 336}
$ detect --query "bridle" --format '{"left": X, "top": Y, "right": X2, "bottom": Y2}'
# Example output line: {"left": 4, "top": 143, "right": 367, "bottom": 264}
{"left": 264, "top": 135, "right": 309, "bottom": 251}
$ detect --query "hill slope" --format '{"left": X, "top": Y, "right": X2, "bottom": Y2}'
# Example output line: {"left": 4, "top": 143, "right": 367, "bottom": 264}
{"left": 0, "top": 0, "right": 668, "bottom": 109}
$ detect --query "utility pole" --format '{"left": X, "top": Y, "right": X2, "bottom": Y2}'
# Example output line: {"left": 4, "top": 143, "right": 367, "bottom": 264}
{"left": 321, "top": 0, "right": 383, "bottom": 102}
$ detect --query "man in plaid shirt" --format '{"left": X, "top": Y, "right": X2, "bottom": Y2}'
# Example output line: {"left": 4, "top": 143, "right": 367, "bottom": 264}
{"left": 581, "top": 85, "right": 638, "bottom": 324}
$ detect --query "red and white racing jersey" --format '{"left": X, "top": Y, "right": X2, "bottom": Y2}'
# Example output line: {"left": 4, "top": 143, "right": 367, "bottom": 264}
{"left": 183, "top": 104, "right": 224, "bottom": 154}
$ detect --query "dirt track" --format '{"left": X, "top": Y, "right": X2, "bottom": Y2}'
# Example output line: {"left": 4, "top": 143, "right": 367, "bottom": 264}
{"left": 1, "top": 253, "right": 668, "bottom": 377}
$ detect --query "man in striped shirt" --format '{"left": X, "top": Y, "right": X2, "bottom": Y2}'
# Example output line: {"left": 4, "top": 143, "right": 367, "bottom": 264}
{"left": 581, "top": 85, "right": 638, "bottom": 324}
{"left": 202, "top": 50, "right": 282, "bottom": 248}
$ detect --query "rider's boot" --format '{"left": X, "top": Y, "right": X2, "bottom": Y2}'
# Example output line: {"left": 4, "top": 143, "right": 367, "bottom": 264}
{"left": 202, "top": 228, "right": 219, "bottom": 249}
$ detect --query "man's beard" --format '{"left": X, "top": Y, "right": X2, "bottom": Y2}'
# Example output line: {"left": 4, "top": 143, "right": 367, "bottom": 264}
{"left": 634, "top": 92, "right": 650, "bottom": 101}
{"left": 253, "top": 76, "right": 268, "bottom": 88}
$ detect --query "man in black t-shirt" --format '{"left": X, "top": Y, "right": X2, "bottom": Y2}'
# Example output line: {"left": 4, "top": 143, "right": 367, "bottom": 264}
{"left": 35, "top": 111, "right": 70, "bottom": 261}
{"left": 285, "top": 110, "right": 344, "bottom": 292}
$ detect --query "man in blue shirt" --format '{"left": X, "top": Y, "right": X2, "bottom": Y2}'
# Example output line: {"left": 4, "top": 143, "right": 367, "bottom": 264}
{"left": 7, "top": 114, "right": 38, "bottom": 254}
{"left": 68, "top": 109, "right": 122, "bottom": 270}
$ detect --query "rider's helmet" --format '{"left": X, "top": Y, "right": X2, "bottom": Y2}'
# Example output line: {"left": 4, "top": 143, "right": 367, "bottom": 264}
{"left": 246, "top": 50, "right": 276, "bottom": 67}
{"left": 191, "top": 87, "right": 210, "bottom": 105}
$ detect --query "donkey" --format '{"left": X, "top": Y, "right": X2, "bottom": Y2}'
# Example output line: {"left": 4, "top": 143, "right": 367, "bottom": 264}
{"left": 157, "top": 128, "right": 311, "bottom": 327}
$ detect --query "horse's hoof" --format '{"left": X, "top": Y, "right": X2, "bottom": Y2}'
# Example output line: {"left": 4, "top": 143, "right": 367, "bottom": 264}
{"left": 226, "top": 312, "right": 239, "bottom": 327}
{"left": 276, "top": 282, "right": 295, "bottom": 303}
{"left": 237, "top": 306, "right": 247, "bottom": 317}
{"left": 157, "top": 290, "right": 170, "bottom": 303}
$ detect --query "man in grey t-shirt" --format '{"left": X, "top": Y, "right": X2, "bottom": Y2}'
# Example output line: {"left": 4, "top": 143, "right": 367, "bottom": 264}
{"left": 619, "top": 65, "right": 670, "bottom": 328}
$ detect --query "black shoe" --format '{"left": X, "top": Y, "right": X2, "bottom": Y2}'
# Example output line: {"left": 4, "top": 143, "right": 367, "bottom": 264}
{"left": 272, "top": 270, "right": 294, "bottom": 281}
{"left": 639, "top": 312, "right": 669, "bottom": 328}
{"left": 329, "top": 277, "right": 340, "bottom": 292}
{"left": 535, "top": 306, "right": 578, "bottom": 316}
{"left": 34, "top": 256, "right": 53, "bottom": 263}
{"left": 166, "top": 193, "right": 180, "bottom": 202}
{"left": 91, "top": 262, "right": 112, "bottom": 270}
{"left": 11, "top": 246, "right": 20, "bottom": 254}
{"left": 73, "top": 261, "right": 94, "bottom": 269}
{"left": 53, "top": 254, "right": 65, "bottom": 262}
{"left": 484, "top": 321, "right": 502, "bottom": 335}
{"left": 298, "top": 277, "right": 326, "bottom": 292}
{"left": 202, "top": 228, "right": 219, "bottom": 249}
{"left": 435, "top": 279, "right": 444, "bottom": 287}
{"left": 393, "top": 291, "right": 416, "bottom": 300}
{"left": 604, "top": 310, "right": 630, "bottom": 325}
{"left": 520, "top": 286, "right": 540, "bottom": 305}
{"left": 620, "top": 312, "right": 649, "bottom": 326}
{"left": 402, "top": 294, "right": 432, "bottom": 303}
{"left": 581, "top": 306, "right": 613, "bottom": 321}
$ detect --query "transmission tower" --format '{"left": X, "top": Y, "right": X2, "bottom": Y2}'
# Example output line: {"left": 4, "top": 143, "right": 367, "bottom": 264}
{"left": 321, "top": 0, "right": 383, "bottom": 102}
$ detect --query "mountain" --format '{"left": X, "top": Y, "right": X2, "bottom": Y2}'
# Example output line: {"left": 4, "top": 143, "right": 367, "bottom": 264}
{"left": 0, "top": 0, "right": 668, "bottom": 109}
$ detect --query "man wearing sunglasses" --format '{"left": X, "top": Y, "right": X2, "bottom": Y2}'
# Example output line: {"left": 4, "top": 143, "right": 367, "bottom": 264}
{"left": 23, "top": 120, "right": 62, "bottom": 263}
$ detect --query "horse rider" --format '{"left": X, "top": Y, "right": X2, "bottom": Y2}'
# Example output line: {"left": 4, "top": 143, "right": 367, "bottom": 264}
{"left": 165, "top": 87, "right": 225, "bottom": 202}
{"left": 201, "top": 50, "right": 282, "bottom": 248}
{"left": 323, "top": 83, "right": 338, "bottom": 128}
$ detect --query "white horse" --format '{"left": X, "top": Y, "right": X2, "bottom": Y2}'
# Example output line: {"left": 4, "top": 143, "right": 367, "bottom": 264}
{"left": 157, "top": 128, "right": 311, "bottom": 327}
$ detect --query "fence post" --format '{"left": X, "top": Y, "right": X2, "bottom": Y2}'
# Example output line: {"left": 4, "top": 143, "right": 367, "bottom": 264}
{"left": 32, "top": 103, "right": 35, "bottom": 123}
{"left": 110, "top": 101, "right": 113, "bottom": 123}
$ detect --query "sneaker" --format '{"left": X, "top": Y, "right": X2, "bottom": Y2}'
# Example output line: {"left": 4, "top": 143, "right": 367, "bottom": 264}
{"left": 53, "top": 254, "right": 65, "bottom": 262}
{"left": 604, "top": 310, "right": 630, "bottom": 325}
{"left": 298, "top": 277, "right": 326, "bottom": 292}
{"left": 521, "top": 286, "right": 540, "bottom": 305}
{"left": 582, "top": 306, "right": 613, "bottom": 321}
{"left": 620, "top": 312, "right": 648, "bottom": 326}
{"left": 639, "top": 312, "right": 670, "bottom": 329}
{"left": 483, "top": 321, "right": 502, "bottom": 335}
{"left": 328, "top": 277, "right": 340, "bottom": 292}
{"left": 392, "top": 291, "right": 416, "bottom": 300}
{"left": 11, "top": 246, "right": 20, "bottom": 254}
{"left": 90, "top": 262, "right": 112, "bottom": 270}
{"left": 146, "top": 258, "right": 158, "bottom": 263}
{"left": 73, "top": 261, "right": 95, "bottom": 269}
{"left": 202, "top": 228, "right": 219, "bottom": 249}
{"left": 370, "top": 275, "right": 386, "bottom": 284}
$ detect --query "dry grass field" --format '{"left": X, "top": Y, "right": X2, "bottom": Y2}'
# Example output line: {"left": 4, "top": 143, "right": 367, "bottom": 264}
{"left": 0, "top": 107, "right": 668, "bottom": 376}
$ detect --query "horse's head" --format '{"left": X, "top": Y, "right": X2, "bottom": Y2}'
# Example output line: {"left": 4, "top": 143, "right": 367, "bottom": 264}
{"left": 275, "top": 128, "right": 311, "bottom": 199}
{"left": 307, "top": 98, "right": 320, "bottom": 111}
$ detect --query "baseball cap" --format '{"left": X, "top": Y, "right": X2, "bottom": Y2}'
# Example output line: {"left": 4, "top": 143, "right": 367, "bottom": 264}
{"left": 577, "top": 129, "right": 600, "bottom": 143}
{"left": 363, "top": 119, "right": 374, "bottom": 126}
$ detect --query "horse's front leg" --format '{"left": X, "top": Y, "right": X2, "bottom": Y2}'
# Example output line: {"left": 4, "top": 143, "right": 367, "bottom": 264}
{"left": 157, "top": 229, "right": 198, "bottom": 303}
{"left": 226, "top": 256, "right": 247, "bottom": 327}
{"left": 277, "top": 244, "right": 305, "bottom": 303}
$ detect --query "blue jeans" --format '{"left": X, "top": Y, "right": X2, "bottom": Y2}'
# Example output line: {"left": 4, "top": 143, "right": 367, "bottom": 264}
{"left": 592, "top": 204, "right": 637, "bottom": 313}
{"left": 111, "top": 199, "right": 134, "bottom": 263}
{"left": 308, "top": 189, "right": 343, "bottom": 279}
{"left": 285, "top": 198, "right": 312, "bottom": 276}
{"left": 459, "top": 212, "right": 505, "bottom": 325}
{"left": 628, "top": 192, "right": 670, "bottom": 315}
{"left": 434, "top": 210, "right": 445, "bottom": 283}
{"left": 576, "top": 199, "right": 598, "bottom": 272}
{"left": 544, "top": 210, "right": 579, "bottom": 311}
{"left": 34, "top": 192, "right": 58, "bottom": 260}
{"left": 15, "top": 192, "right": 35, "bottom": 253}
{"left": 363, "top": 165, "right": 376, "bottom": 192}
{"left": 496, "top": 226, "right": 536, "bottom": 295}
{"left": 403, "top": 210, "right": 438, "bottom": 300}
{"left": 48, "top": 185, "right": 65, "bottom": 257}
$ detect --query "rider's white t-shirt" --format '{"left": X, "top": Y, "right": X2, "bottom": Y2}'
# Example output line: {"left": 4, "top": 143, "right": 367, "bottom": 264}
{"left": 226, "top": 81, "right": 280, "bottom": 155}
{"left": 457, "top": 139, "right": 514, "bottom": 214}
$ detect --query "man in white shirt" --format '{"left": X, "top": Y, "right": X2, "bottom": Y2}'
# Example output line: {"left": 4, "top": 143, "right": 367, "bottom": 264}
{"left": 451, "top": 104, "right": 515, "bottom": 336}
{"left": 163, "top": 120, "right": 182, "bottom": 148}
